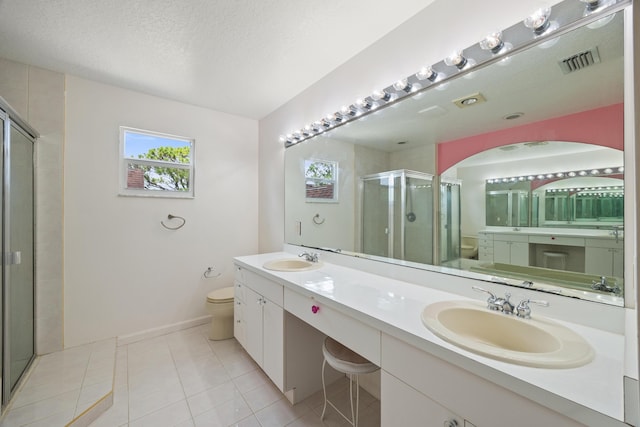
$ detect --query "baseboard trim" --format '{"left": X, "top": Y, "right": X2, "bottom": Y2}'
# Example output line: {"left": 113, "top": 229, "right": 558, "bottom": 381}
{"left": 117, "top": 315, "right": 212, "bottom": 346}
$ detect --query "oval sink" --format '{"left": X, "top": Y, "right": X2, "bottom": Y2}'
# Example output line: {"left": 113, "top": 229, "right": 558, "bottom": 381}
{"left": 421, "top": 300, "right": 594, "bottom": 368}
{"left": 263, "top": 258, "right": 322, "bottom": 272}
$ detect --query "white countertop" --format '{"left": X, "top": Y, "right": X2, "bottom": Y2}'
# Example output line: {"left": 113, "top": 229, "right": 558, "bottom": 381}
{"left": 235, "top": 251, "right": 625, "bottom": 424}
{"left": 481, "top": 226, "right": 622, "bottom": 240}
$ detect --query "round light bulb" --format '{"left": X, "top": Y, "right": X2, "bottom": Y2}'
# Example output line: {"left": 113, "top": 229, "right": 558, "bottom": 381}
{"left": 480, "top": 32, "right": 504, "bottom": 53}
{"left": 524, "top": 7, "right": 551, "bottom": 34}
{"left": 444, "top": 51, "right": 467, "bottom": 69}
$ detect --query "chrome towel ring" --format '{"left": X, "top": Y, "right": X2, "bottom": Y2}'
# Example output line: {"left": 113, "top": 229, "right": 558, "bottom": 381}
{"left": 313, "top": 213, "right": 325, "bottom": 225}
{"left": 161, "top": 214, "right": 186, "bottom": 230}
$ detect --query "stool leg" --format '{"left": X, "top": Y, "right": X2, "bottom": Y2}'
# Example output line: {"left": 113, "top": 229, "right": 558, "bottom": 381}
{"left": 320, "top": 359, "right": 328, "bottom": 421}
{"left": 355, "top": 374, "right": 360, "bottom": 427}
{"left": 349, "top": 374, "right": 356, "bottom": 427}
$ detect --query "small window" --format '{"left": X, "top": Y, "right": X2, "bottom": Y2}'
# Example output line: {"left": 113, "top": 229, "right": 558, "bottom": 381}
{"left": 120, "top": 127, "right": 194, "bottom": 198}
{"left": 305, "top": 159, "right": 338, "bottom": 202}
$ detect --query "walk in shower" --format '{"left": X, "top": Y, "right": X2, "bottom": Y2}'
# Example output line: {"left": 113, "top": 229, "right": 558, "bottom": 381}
{"left": 361, "top": 170, "right": 434, "bottom": 264}
{"left": 440, "top": 178, "right": 462, "bottom": 265}
{"left": 0, "top": 98, "right": 37, "bottom": 408}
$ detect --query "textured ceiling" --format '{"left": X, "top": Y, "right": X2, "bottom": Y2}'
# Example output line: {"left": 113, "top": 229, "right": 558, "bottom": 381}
{"left": 0, "top": 0, "right": 433, "bottom": 119}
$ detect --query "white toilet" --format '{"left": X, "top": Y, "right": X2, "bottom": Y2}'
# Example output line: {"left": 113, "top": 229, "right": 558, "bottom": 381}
{"left": 206, "top": 287, "right": 235, "bottom": 340}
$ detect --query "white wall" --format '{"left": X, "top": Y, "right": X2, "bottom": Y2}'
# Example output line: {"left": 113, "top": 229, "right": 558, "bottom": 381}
{"left": 284, "top": 136, "right": 355, "bottom": 250}
{"left": 64, "top": 76, "right": 258, "bottom": 347}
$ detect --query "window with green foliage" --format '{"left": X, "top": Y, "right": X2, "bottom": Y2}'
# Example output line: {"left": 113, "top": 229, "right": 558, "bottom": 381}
{"left": 120, "top": 127, "right": 194, "bottom": 197}
{"left": 305, "top": 159, "right": 338, "bottom": 202}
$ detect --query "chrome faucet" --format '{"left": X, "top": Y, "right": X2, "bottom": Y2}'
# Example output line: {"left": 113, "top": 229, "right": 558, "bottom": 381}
{"left": 609, "top": 226, "right": 622, "bottom": 244}
{"left": 299, "top": 251, "right": 319, "bottom": 262}
{"left": 472, "top": 286, "right": 499, "bottom": 310}
{"left": 494, "top": 293, "right": 515, "bottom": 314}
{"left": 591, "top": 276, "right": 621, "bottom": 295}
{"left": 473, "top": 287, "right": 517, "bottom": 314}
{"left": 516, "top": 299, "right": 549, "bottom": 319}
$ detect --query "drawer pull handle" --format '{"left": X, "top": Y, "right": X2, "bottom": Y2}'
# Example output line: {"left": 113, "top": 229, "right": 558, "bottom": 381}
{"left": 311, "top": 305, "right": 320, "bottom": 314}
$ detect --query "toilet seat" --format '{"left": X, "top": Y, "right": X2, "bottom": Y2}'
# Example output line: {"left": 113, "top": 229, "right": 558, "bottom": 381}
{"left": 207, "top": 287, "right": 234, "bottom": 304}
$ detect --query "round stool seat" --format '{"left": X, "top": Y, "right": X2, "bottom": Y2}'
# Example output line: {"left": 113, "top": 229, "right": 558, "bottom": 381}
{"left": 543, "top": 251, "right": 568, "bottom": 269}
{"left": 323, "top": 337, "right": 378, "bottom": 375}
{"left": 320, "top": 337, "right": 379, "bottom": 426}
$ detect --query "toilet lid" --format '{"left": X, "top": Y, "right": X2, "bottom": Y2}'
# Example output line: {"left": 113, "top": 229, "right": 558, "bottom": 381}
{"left": 207, "top": 286, "right": 234, "bottom": 303}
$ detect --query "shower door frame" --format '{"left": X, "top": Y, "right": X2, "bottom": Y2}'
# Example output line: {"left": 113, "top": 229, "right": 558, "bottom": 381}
{"left": 0, "top": 98, "right": 38, "bottom": 409}
{"left": 360, "top": 169, "right": 434, "bottom": 261}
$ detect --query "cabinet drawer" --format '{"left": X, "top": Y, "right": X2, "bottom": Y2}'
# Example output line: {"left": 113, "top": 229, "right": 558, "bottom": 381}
{"left": 478, "top": 248, "right": 493, "bottom": 261}
{"left": 234, "top": 280, "right": 245, "bottom": 302}
{"left": 478, "top": 238, "right": 493, "bottom": 248}
{"left": 243, "top": 269, "right": 283, "bottom": 306}
{"left": 529, "top": 235, "right": 584, "bottom": 246}
{"left": 585, "top": 238, "right": 623, "bottom": 249}
{"left": 284, "top": 288, "right": 380, "bottom": 365}
{"left": 492, "top": 233, "right": 528, "bottom": 243}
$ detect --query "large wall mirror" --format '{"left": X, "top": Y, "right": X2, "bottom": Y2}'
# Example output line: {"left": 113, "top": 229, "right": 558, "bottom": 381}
{"left": 285, "top": 2, "right": 628, "bottom": 307}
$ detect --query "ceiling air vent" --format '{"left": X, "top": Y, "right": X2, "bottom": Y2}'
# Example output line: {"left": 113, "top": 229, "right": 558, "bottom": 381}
{"left": 558, "top": 47, "right": 601, "bottom": 74}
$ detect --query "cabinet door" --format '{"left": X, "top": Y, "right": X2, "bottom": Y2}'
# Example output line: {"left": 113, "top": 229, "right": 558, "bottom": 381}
{"left": 263, "top": 299, "right": 284, "bottom": 391}
{"left": 493, "top": 240, "right": 511, "bottom": 264}
{"left": 381, "top": 371, "right": 462, "bottom": 427}
{"left": 510, "top": 241, "right": 529, "bottom": 266}
{"left": 243, "top": 286, "right": 264, "bottom": 366}
{"left": 585, "top": 247, "right": 613, "bottom": 276}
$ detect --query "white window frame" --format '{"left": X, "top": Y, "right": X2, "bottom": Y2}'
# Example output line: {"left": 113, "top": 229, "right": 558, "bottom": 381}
{"left": 119, "top": 127, "right": 195, "bottom": 198}
{"left": 304, "top": 159, "right": 338, "bottom": 203}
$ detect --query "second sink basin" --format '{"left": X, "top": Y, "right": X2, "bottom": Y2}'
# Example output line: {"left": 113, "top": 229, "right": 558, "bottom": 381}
{"left": 421, "top": 300, "right": 594, "bottom": 368}
{"left": 263, "top": 258, "right": 322, "bottom": 272}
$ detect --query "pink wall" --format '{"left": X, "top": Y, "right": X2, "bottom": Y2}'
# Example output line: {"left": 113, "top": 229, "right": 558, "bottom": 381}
{"left": 437, "top": 103, "right": 623, "bottom": 174}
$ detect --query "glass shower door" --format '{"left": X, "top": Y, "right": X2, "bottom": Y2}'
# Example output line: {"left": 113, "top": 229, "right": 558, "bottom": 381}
{"left": 362, "top": 176, "right": 391, "bottom": 257}
{"left": 4, "top": 123, "right": 35, "bottom": 397}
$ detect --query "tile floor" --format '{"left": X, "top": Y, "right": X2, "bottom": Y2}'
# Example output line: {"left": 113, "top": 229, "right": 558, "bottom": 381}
{"left": 0, "top": 338, "right": 116, "bottom": 427}
{"left": 3, "top": 324, "right": 381, "bottom": 427}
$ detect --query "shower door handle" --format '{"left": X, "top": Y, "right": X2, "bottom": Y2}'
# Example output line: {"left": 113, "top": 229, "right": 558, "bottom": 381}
{"left": 385, "top": 227, "right": 389, "bottom": 235}
{"left": 6, "top": 251, "right": 21, "bottom": 265}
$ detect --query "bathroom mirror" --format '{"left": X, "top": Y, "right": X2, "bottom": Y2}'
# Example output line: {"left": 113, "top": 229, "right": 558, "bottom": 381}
{"left": 284, "top": 6, "right": 626, "bottom": 306}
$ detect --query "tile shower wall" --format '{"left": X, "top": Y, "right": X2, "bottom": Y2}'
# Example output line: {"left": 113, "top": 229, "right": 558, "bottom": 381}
{"left": 0, "top": 58, "right": 65, "bottom": 355}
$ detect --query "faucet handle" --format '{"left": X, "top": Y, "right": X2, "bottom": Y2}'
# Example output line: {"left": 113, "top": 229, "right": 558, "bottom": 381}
{"left": 298, "top": 251, "right": 319, "bottom": 262}
{"left": 472, "top": 286, "right": 499, "bottom": 310}
{"left": 516, "top": 299, "right": 549, "bottom": 319}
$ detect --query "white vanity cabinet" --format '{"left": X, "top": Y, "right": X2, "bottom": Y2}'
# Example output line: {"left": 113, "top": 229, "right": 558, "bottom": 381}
{"left": 382, "top": 370, "right": 462, "bottom": 427}
{"left": 477, "top": 232, "right": 493, "bottom": 262}
{"left": 492, "top": 234, "right": 529, "bottom": 266}
{"left": 234, "top": 265, "right": 284, "bottom": 391}
{"left": 381, "top": 334, "right": 585, "bottom": 427}
{"left": 584, "top": 238, "right": 624, "bottom": 277}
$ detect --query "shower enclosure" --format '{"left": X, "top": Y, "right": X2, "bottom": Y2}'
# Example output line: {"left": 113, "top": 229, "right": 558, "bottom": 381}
{"left": 0, "top": 98, "right": 37, "bottom": 408}
{"left": 360, "top": 170, "right": 434, "bottom": 264}
{"left": 440, "top": 178, "right": 462, "bottom": 265}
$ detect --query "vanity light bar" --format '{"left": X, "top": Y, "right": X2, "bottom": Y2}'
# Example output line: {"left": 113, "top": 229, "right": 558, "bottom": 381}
{"left": 486, "top": 166, "right": 624, "bottom": 184}
{"left": 280, "top": 0, "right": 630, "bottom": 148}
{"left": 546, "top": 185, "right": 623, "bottom": 192}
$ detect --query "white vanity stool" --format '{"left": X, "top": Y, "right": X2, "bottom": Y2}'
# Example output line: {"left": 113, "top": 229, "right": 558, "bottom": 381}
{"left": 321, "top": 336, "right": 379, "bottom": 427}
{"left": 543, "top": 251, "right": 568, "bottom": 270}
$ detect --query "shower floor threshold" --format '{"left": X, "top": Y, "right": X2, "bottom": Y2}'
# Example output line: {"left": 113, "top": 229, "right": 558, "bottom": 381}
{"left": 0, "top": 338, "right": 116, "bottom": 427}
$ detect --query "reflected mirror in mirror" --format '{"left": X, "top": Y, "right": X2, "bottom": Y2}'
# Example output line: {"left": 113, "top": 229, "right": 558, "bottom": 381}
{"left": 284, "top": 6, "right": 625, "bottom": 306}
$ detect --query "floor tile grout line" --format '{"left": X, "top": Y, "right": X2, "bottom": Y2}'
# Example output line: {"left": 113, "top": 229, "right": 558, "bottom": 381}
{"left": 70, "top": 343, "right": 94, "bottom": 418}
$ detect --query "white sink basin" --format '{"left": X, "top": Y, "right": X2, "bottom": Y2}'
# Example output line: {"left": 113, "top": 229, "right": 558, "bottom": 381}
{"left": 421, "top": 300, "right": 594, "bottom": 368}
{"left": 263, "top": 258, "right": 322, "bottom": 272}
